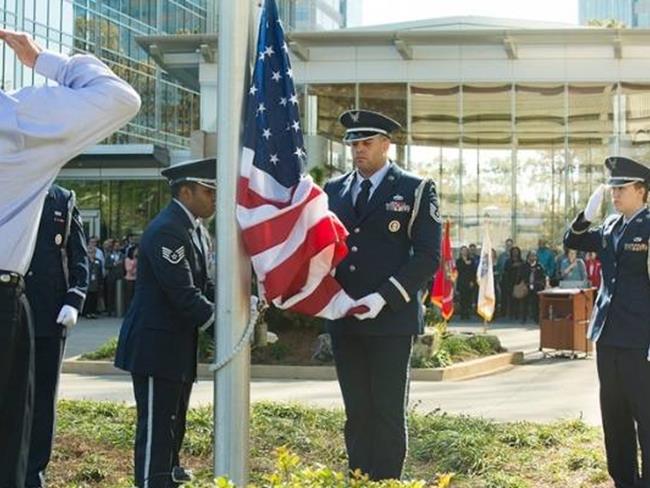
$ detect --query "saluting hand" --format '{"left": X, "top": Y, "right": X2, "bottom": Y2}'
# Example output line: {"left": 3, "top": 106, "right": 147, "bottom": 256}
{"left": 584, "top": 184, "right": 606, "bottom": 222}
{"left": 353, "top": 293, "right": 386, "bottom": 321}
{"left": 0, "top": 29, "right": 42, "bottom": 68}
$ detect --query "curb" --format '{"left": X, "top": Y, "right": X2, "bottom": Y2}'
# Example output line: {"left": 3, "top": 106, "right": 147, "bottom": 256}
{"left": 62, "top": 351, "right": 523, "bottom": 382}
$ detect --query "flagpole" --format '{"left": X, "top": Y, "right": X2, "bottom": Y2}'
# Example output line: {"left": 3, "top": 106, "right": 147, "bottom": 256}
{"left": 214, "top": 0, "right": 256, "bottom": 484}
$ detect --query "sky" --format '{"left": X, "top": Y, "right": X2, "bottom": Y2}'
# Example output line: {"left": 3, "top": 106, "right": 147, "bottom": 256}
{"left": 360, "top": 0, "right": 580, "bottom": 27}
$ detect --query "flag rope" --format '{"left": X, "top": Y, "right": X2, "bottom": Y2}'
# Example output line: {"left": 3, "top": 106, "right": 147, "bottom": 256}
{"left": 209, "top": 296, "right": 266, "bottom": 372}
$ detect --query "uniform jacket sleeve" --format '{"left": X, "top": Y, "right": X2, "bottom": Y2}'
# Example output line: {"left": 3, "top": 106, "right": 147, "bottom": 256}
{"left": 13, "top": 51, "right": 141, "bottom": 173}
{"left": 563, "top": 211, "right": 603, "bottom": 252}
{"left": 378, "top": 180, "right": 442, "bottom": 311}
{"left": 148, "top": 228, "right": 214, "bottom": 330}
{"left": 64, "top": 199, "right": 89, "bottom": 311}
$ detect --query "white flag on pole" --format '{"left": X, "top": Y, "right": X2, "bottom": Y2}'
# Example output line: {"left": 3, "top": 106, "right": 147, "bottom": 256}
{"left": 476, "top": 225, "right": 496, "bottom": 322}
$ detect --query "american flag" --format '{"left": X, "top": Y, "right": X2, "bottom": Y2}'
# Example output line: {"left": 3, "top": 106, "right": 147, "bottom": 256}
{"left": 236, "top": 0, "right": 359, "bottom": 319}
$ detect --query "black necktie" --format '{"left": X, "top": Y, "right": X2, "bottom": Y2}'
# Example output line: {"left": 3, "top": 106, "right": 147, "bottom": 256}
{"left": 192, "top": 227, "right": 205, "bottom": 265}
{"left": 355, "top": 179, "right": 372, "bottom": 216}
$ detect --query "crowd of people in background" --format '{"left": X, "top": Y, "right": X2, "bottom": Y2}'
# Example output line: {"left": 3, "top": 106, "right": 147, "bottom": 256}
{"left": 455, "top": 237, "right": 602, "bottom": 325}
{"left": 82, "top": 234, "right": 139, "bottom": 318}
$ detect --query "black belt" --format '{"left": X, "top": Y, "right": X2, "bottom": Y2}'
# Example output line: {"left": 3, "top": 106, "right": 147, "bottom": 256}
{"left": 0, "top": 270, "right": 24, "bottom": 288}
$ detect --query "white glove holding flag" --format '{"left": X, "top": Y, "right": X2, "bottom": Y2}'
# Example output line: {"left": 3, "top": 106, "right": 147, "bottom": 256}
{"left": 353, "top": 293, "right": 386, "bottom": 320}
{"left": 56, "top": 305, "right": 79, "bottom": 328}
{"left": 584, "top": 184, "right": 606, "bottom": 222}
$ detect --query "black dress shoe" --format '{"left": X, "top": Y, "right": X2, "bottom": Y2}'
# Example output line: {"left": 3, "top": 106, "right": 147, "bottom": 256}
{"left": 171, "top": 466, "right": 193, "bottom": 483}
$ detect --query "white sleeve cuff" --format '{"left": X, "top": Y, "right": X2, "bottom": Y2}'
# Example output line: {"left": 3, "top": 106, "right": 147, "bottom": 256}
{"left": 68, "top": 288, "right": 87, "bottom": 299}
{"left": 34, "top": 50, "right": 69, "bottom": 82}
{"left": 389, "top": 276, "right": 411, "bottom": 303}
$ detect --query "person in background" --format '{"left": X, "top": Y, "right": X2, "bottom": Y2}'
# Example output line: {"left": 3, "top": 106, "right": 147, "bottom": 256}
{"left": 497, "top": 238, "right": 514, "bottom": 316}
{"left": 104, "top": 240, "right": 125, "bottom": 316}
{"left": 122, "top": 233, "right": 136, "bottom": 257}
{"left": 124, "top": 245, "right": 138, "bottom": 311}
{"left": 504, "top": 246, "right": 524, "bottom": 320}
{"left": 585, "top": 251, "right": 602, "bottom": 290}
{"left": 560, "top": 249, "right": 588, "bottom": 284}
{"left": 468, "top": 243, "right": 480, "bottom": 266}
{"left": 537, "top": 239, "right": 556, "bottom": 280}
{"left": 84, "top": 246, "right": 103, "bottom": 319}
{"left": 456, "top": 245, "right": 477, "bottom": 320}
{"left": 517, "top": 250, "right": 547, "bottom": 324}
{"left": 88, "top": 236, "right": 105, "bottom": 275}
{"left": 553, "top": 246, "right": 568, "bottom": 286}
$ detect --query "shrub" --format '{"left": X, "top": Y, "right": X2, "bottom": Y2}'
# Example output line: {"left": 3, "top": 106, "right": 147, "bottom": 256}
{"left": 440, "top": 335, "right": 472, "bottom": 357}
{"left": 431, "top": 349, "right": 453, "bottom": 368}
{"left": 79, "top": 337, "right": 118, "bottom": 360}
{"left": 265, "top": 306, "right": 324, "bottom": 331}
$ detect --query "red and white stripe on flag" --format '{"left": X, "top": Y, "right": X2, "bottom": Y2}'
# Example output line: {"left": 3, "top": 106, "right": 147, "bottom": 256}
{"left": 237, "top": 148, "right": 361, "bottom": 319}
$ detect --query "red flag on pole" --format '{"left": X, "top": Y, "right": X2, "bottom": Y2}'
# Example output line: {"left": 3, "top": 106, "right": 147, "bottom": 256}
{"left": 430, "top": 220, "right": 456, "bottom": 321}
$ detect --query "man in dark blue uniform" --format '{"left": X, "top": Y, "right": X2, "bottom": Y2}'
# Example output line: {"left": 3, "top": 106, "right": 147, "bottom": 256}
{"left": 24, "top": 184, "right": 89, "bottom": 488}
{"left": 115, "top": 158, "right": 216, "bottom": 488}
{"left": 324, "top": 110, "right": 442, "bottom": 481}
{"left": 565, "top": 156, "right": 650, "bottom": 488}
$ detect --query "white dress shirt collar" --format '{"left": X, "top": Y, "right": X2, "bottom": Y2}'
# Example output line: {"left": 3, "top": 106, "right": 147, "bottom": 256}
{"left": 623, "top": 206, "right": 647, "bottom": 225}
{"left": 352, "top": 160, "right": 391, "bottom": 202}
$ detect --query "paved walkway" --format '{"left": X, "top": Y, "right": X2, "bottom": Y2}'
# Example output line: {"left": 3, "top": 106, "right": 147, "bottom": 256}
{"left": 59, "top": 316, "right": 602, "bottom": 425}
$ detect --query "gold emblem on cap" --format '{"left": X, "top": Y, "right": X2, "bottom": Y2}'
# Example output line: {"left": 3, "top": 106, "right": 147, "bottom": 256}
{"left": 0, "top": 274, "right": 10, "bottom": 283}
{"left": 55, "top": 234, "right": 63, "bottom": 245}
{"left": 350, "top": 111, "right": 360, "bottom": 123}
{"left": 388, "top": 220, "right": 401, "bottom": 232}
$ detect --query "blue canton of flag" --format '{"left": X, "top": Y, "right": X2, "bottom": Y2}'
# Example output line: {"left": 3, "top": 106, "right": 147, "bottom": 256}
{"left": 244, "top": 0, "right": 305, "bottom": 189}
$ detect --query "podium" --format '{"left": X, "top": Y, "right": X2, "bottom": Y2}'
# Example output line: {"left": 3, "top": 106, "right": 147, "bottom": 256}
{"left": 538, "top": 288, "right": 595, "bottom": 357}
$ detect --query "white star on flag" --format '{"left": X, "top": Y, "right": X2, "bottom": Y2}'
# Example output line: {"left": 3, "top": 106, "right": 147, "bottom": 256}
{"left": 262, "top": 128, "right": 272, "bottom": 139}
{"left": 256, "top": 103, "right": 266, "bottom": 115}
{"left": 289, "top": 93, "right": 299, "bottom": 105}
{"left": 269, "top": 153, "right": 279, "bottom": 165}
{"left": 272, "top": 71, "right": 281, "bottom": 82}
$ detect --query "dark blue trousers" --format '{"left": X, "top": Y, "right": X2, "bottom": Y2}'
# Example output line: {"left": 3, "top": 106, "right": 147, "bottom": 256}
{"left": 25, "top": 334, "right": 66, "bottom": 487}
{"left": 0, "top": 278, "right": 34, "bottom": 488}
{"left": 331, "top": 334, "right": 413, "bottom": 481}
{"left": 132, "top": 374, "right": 192, "bottom": 488}
{"left": 597, "top": 344, "right": 650, "bottom": 488}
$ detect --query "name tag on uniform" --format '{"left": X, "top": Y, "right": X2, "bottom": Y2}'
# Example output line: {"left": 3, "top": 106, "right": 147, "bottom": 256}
{"left": 386, "top": 201, "right": 411, "bottom": 212}
{"left": 624, "top": 242, "right": 649, "bottom": 252}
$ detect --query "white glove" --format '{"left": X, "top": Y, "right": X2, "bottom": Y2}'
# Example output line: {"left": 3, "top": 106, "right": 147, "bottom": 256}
{"left": 353, "top": 293, "right": 386, "bottom": 321}
{"left": 56, "top": 305, "right": 79, "bottom": 328}
{"left": 584, "top": 184, "right": 606, "bottom": 222}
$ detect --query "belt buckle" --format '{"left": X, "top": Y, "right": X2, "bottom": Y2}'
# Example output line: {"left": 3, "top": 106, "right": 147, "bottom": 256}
{"left": 0, "top": 274, "right": 11, "bottom": 284}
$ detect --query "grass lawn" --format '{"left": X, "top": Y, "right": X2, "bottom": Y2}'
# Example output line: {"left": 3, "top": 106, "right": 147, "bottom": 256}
{"left": 47, "top": 400, "right": 610, "bottom": 487}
